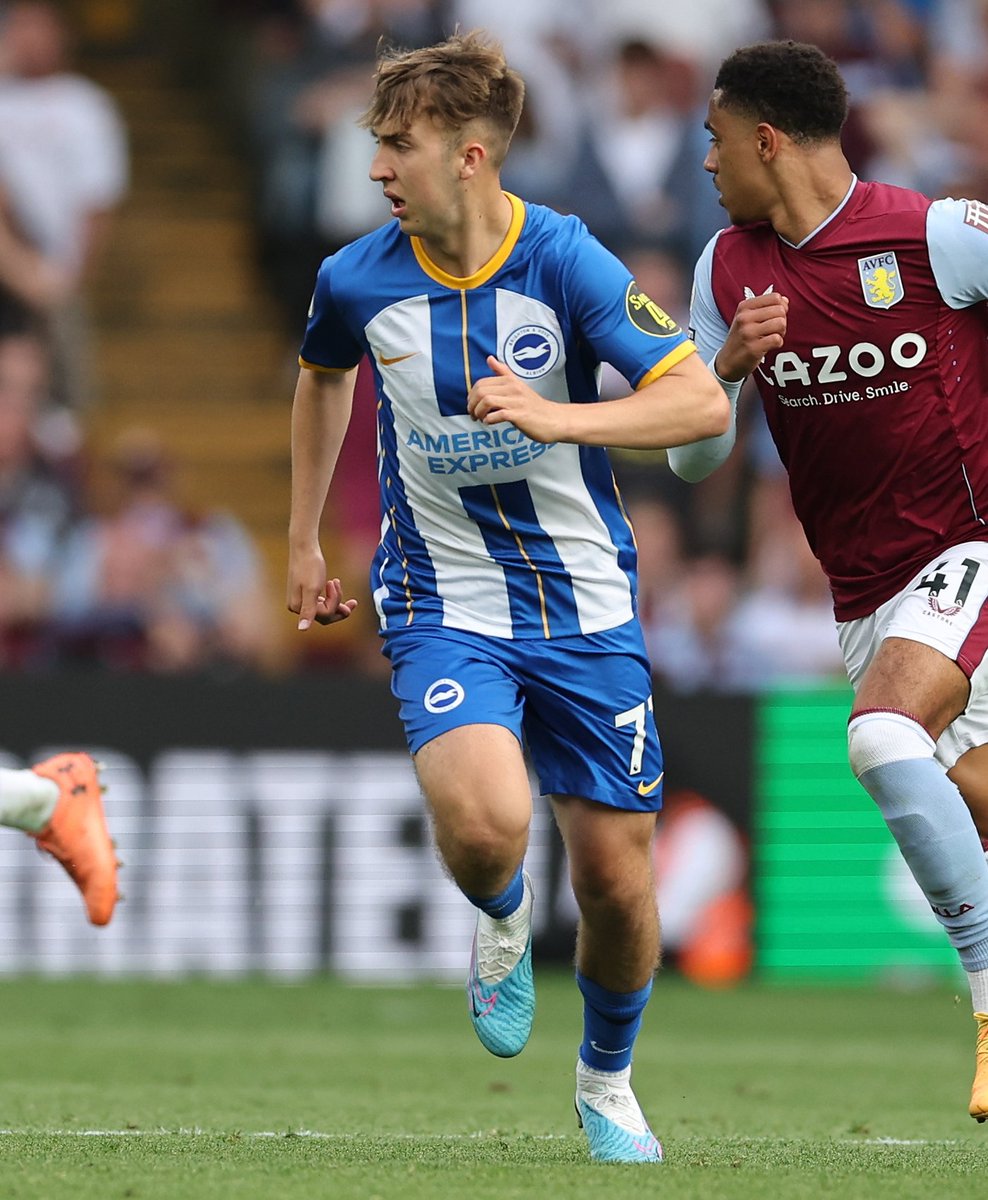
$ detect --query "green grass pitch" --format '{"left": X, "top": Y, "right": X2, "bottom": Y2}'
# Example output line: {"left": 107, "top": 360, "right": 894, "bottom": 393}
{"left": 0, "top": 972, "right": 984, "bottom": 1198}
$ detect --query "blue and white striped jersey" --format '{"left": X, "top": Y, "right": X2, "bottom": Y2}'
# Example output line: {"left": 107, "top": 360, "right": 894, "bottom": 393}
{"left": 300, "top": 193, "right": 695, "bottom": 639}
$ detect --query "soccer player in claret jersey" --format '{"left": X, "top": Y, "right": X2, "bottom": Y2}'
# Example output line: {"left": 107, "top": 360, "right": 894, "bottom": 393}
{"left": 286, "top": 32, "right": 727, "bottom": 1163}
{"left": 671, "top": 39, "right": 988, "bottom": 1121}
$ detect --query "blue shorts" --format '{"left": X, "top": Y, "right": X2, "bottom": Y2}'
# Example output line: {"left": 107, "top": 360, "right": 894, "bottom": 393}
{"left": 382, "top": 622, "right": 664, "bottom": 811}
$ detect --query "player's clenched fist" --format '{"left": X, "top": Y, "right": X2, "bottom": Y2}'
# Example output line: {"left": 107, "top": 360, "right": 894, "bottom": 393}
{"left": 715, "top": 292, "right": 789, "bottom": 382}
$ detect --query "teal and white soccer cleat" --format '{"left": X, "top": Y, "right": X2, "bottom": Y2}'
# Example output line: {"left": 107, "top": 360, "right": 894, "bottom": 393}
{"left": 466, "top": 872, "right": 534, "bottom": 1058}
{"left": 575, "top": 1059, "right": 663, "bottom": 1164}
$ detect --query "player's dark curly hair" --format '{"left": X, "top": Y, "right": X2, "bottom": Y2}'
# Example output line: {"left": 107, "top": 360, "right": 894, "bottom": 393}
{"left": 714, "top": 41, "right": 848, "bottom": 144}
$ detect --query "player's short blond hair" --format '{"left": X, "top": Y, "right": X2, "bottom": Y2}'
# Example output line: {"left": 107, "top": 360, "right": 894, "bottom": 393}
{"left": 359, "top": 32, "right": 525, "bottom": 167}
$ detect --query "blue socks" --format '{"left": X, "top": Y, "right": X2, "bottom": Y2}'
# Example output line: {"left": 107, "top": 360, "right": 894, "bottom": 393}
{"left": 577, "top": 971, "right": 652, "bottom": 1072}
{"left": 463, "top": 864, "right": 525, "bottom": 919}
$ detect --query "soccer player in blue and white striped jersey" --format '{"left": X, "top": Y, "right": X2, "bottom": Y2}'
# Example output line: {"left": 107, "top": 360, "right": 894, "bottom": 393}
{"left": 286, "top": 31, "right": 728, "bottom": 1163}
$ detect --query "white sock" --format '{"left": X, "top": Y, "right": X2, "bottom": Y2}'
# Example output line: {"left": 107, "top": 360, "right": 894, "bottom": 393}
{"left": 968, "top": 967, "right": 988, "bottom": 1015}
{"left": 496, "top": 880, "right": 533, "bottom": 938}
{"left": 0, "top": 768, "right": 58, "bottom": 832}
{"left": 848, "top": 713, "right": 988, "bottom": 971}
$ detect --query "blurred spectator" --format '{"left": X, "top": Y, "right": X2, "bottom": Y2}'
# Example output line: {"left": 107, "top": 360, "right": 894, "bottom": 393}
{"left": 0, "top": 329, "right": 78, "bottom": 665}
{"left": 449, "top": 0, "right": 585, "bottom": 55}
{"left": 51, "top": 428, "right": 276, "bottom": 673}
{"left": 606, "top": 0, "right": 773, "bottom": 76}
{"left": 644, "top": 552, "right": 745, "bottom": 692}
{"left": 0, "top": 0, "right": 128, "bottom": 406}
{"left": 767, "top": 0, "right": 962, "bottom": 192}
{"left": 562, "top": 38, "right": 698, "bottom": 251}
{"left": 225, "top": 0, "right": 447, "bottom": 321}
{"left": 926, "top": 0, "right": 988, "bottom": 196}
{"left": 0, "top": 194, "right": 71, "bottom": 332}
{"left": 306, "top": 1, "right": 449, "bottom": 248}
{"left": 449, "top": 1, "right": 586, "bottom": 210}
{"left": 731, "top": 512, "right": 847, "bottom": 690}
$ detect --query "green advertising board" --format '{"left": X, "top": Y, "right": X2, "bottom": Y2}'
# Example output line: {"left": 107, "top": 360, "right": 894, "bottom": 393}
{"left": 755, "top": 687, "right": 961, "bottom": 982}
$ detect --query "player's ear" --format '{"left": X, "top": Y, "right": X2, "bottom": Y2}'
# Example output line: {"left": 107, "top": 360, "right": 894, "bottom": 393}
{"left": 459, "top": 139, "right": 487, "bottom": 179}
{"left": 756, "top": 122, "right": 782, "bottom": 162}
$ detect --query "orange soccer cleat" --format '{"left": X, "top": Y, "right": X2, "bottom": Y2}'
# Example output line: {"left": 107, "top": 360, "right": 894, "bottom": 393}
{"left": 30, "top": 753, "right": 118, "bottom": 926}
{"left": 971, "top": 1012, "right": 988, "bottom": 1123}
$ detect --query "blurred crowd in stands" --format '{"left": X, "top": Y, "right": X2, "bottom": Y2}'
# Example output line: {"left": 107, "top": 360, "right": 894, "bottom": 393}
{"left": 0, "top": 1, "right": 276, "bottom": 675}
{"left": 5, "top": 0, "right": 988, "bottom": 683}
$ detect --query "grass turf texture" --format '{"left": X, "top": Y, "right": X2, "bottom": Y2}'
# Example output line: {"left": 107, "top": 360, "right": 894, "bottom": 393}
{"left": 0, "top": 973, "right": 984, "bottom": 1198}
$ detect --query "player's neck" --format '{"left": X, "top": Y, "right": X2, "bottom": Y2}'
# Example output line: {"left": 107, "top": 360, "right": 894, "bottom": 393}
{"left": 769, "top": 152, "right": 854, "bottom": 246}
{"left": 418, "top": 187, "right": 514, "bottom": 279}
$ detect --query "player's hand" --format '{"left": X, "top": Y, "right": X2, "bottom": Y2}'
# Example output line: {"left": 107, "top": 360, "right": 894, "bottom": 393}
{"left": 467, "top": 356, "right": 562, "bottom": 443}
{"left": 716, "top": 292, "right": 789, "bottom": 382}
{"left": 287, "top": 554, "right": 358, "bottom": 631}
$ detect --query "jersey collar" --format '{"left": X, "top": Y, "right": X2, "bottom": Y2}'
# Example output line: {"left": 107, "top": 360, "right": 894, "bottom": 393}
{"left": 783, "top": 175, "right": 859, "bottom": 250}
{"left": 410, "top": 193, "right": 526, "bottom": 289}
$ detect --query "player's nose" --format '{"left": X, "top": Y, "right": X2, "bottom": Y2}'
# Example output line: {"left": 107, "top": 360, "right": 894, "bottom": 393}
{"left": 369, "top": 150, "right": 393, "bottom": 182}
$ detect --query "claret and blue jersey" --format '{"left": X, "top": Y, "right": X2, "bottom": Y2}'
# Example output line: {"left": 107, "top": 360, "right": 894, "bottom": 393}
{"left": 300, "top": 193, "right": 694, "bottom": 641}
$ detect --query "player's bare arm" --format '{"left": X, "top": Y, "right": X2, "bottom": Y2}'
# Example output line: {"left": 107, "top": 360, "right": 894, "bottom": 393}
{"left": 468, "top": 352, "right": 729, "bottom": 450}
{"left": 715, "top": 292, "right": 789, "bottom": 381}
{"left": 287, "top": 365, "right": 359, "bottom": 631}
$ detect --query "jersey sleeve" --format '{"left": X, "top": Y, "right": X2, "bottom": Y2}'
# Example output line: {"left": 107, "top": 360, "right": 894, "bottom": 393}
{"left": 666, "top": 231, "right": 740, "bottom": 482}
{"left": 927, "top": 197, "right": 988, "bottom": 309}
{"left": 687, "top": 231, "right": 731, "bottom": 362}
{"left": 560, "top": 231, "right": 695, "bottom": 389}
{"left": 298, "top": 254, "right": 365, "bottom": 372}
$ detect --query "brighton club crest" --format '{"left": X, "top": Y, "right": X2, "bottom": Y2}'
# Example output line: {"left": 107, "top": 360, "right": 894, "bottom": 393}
{"left": 857, "top": 251, "right": 904, "bottom": 309}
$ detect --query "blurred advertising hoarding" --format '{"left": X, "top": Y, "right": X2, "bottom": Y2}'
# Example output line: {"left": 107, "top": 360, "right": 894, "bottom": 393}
{"left": 0, "top": 673, "right": 751, "bottom": 979}
{"left": 756, "top": 687, "right": 956, "bottom": 983}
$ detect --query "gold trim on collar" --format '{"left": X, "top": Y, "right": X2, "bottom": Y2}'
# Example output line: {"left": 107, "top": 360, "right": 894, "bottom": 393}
{"left": 410, "top": 193, "right": 526, "bottom": 289}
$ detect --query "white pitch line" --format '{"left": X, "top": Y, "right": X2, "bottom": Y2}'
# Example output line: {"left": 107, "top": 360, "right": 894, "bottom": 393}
{"left": 0, "top": 1129, "right": 565, "bottom": 1141}
{"left": 0, "top": 1130, "right": 963, "bottom": 1145}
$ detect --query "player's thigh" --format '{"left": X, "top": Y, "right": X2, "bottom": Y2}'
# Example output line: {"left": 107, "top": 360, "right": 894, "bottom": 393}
{"left": 840, "top": 542, "right": 988, "bottom": 737}
{"left": 414, "top": 723, "right": 533, "bottom": 843}
{"left": 521, "top": 628, "right": 664, "bottom": 813}
{"left": 852, "top": 637, "right": 969, "bottom": 736}
{"left": 385, "top": 628, "right": 531, "bottom": 836}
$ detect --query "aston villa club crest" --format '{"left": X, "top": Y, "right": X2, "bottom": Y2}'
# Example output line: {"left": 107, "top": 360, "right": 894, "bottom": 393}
{"left": 858, "top": 251, "right": 904, "bottom": 309}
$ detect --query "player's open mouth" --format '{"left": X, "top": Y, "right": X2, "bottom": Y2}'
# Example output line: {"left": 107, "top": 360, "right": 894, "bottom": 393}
{"left": 385, "top": 192, "right": 407, "bottom": 217}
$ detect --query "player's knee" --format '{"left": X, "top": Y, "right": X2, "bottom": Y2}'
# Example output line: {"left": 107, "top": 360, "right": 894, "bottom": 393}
{"left": 435, "top": 807, "right": 528, "bottom": 877}
{"left": 847, "top": 710, "right": 936, "bottom": 780}
{"left": 570, "top": 852, "right": 651, "bottom": 912}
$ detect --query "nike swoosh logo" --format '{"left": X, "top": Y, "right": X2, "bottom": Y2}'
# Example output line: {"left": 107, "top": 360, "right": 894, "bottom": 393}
{"left": 637, "top": 772, "right": 664, "bottom": 796}
{"left": 379, "top": 352, "right": 418, "bottom": 366}
{"left": 470, "top": 980, "right": 497, "bottom": 1018}
{"left": 590, "top": 1040, "right": 630, "bottom": 1055}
